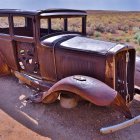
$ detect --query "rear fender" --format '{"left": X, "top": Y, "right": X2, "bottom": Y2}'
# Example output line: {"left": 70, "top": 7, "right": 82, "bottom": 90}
{"left": 0, "top": 52, "right": 10, "bottom": 76}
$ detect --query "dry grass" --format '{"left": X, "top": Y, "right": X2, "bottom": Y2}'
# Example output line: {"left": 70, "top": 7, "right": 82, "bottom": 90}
{"left": 86, "top": 11, "right": 140, "bottom": 55}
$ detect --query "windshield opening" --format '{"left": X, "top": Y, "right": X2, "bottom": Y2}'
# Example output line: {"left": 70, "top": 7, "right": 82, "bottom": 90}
{"left": 39, "top": 16, "right": 86, "bottom": 38}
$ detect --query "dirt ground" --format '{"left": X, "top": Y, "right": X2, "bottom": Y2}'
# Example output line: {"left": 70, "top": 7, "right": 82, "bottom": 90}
{"left": 0, "top": 76, "right": 140, "bottom": 140}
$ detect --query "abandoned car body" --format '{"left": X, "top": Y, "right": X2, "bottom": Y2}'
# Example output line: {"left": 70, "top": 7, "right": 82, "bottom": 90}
{"left": 0, "top": 9, "right": 138, "bottom": 119}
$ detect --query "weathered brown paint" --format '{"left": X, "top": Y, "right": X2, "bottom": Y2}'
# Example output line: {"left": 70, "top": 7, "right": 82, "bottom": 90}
{"left": 0, "top": 9, "right": 137, "bottom": 118}
{"left": 14, "top": 71, "right": 53, "bottom": 91}
{"left": 43, "top": 75, "right": 118, "bottom": 106}
{"left": 24, "top": 74, "right": 132, "bottom": 118}
{"left": 0, "top": 52, "right": 10, "bottom": 76}
{"left": 135, "top": 56, "right": 140, "bottom": 94}
{"left": 135, "top": 56, "right": 140, "bottom": 87}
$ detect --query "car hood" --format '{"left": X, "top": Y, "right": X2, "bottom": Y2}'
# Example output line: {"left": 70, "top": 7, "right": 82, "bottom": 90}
{"left": 41, "top": 34, "right": 117, "bottom": 55}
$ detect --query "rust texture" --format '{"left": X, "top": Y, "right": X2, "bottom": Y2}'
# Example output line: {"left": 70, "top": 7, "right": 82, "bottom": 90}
{"left": 0, "top": 52, "right": 10, "bottom": 76}
{"left": 43, "top": 75, "right": 118, "bottom": 106}
{"left": 135, "top": 56, "right": 140, "bottom": 94}
{"left": 17, "top": 42, "right": 40, "bottom": 75}
{"left": 0, "top": 9, "right": 137, "bottom": 118}
{"left": 135, "top": 56, "right": 140, "bottom": 87}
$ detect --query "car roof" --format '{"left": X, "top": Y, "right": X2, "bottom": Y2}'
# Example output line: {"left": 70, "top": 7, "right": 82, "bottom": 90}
{"left": 0, "top": 9, "right": 87, "bottom": 16}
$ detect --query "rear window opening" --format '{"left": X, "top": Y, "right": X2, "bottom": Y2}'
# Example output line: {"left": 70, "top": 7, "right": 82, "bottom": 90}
{"left": 0, "top": 16, "right": 9, "bottom": 34}
{"left": 13, "top": 16, "right": 33, "bottom": 37}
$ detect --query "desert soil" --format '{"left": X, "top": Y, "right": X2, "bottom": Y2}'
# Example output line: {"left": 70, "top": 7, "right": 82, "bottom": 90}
{"left": 0, "top": 76, "right": 140, "bottom": 140}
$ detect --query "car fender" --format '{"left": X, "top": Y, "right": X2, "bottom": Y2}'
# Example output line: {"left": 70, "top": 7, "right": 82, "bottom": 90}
{"left": 26, "top": 75, "right": 132, "bottom": 118}
{"left": 42, "top": 75, "right": 117, "bottom": 106}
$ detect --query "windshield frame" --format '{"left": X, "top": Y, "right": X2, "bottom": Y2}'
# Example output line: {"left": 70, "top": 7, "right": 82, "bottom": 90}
{"left": 39, "top": 15, "right": 86, "bottom": 38}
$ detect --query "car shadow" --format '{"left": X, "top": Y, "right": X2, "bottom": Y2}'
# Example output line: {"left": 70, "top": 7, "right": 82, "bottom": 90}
{"left": 0, "top": 76, "right": 140, "bottom": 140}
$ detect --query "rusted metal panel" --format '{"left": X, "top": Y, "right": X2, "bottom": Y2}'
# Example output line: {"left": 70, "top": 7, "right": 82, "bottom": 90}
{"left": 115, "top": 49, "right": 135, "bottom": 101}
{"left": 105, "top": 54, "right": 114, "bottom": 88}
{"left": 0, "top": 9, "right": 136, "bottom": 119}
{"left": 55, "top": 48, "right": 106, "bottom": 82}
{"left": 135, "top": 56, "right": 140, "bottom": 87}
{"left": 60, "top": 36, "right": 116, "bottom": 55}
{"left": 0, "top": 38, "right": 18, "bottom": 70}
{"left": 16, "top": 41, "right": 40, "bottom": 75}
{"left": 106, "top": 44, "right": 135, "bottom": 103}
{"left": 44, "top": 75, "right": 118, "bottom": 106}
{"left": 31, "top": 75, "right": 131, "bottom": 118}
{"left": 14, "top": 71, "right": 53, "bottom": 91}
{"left": 37, "top": 45, "right": 56, "bottom": 81}
{"left": 0, "top": 52, "right": 10, "bottom": 76}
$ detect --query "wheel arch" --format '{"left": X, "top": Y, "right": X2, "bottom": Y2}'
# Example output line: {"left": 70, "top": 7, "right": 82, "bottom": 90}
{"left": 42, "top": 75, "right": 118, "bottom": 106}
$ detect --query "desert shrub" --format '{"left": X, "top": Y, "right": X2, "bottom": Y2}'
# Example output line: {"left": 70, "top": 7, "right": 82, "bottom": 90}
{"left": 134, "top": 32, "right": 140, "bottom": 45}
{"left": 115, "top": 38, "right": 121, "bottom": 42}
{"left": 128, "top": 23, "right": 133, "bottom": 31}
{"left": 109, "top": 37, "right": 113, "bottom": 41}
{"left": 94, "top": 32, "right": 101, "bottom": 37}
{"left": 133, "top": 26, "right": 140, "bottom": 32}
{"left": 126, "top": 38, "right": 130, "bottom": 42}
{"left": 136, "top": 47, "right": 140, "bottom": 55}
{"left": 94, "top": 24, "right": 106, "bottom": 33}
{"left": 137, "top": 36, "right": 140, "bottom": 45}
{"left": 106, "top": 33, "right": 113, "bottom": 41}
{"left": 118, "top": 25, "right": 129, "bottom": 32}
{"left": 134, "top": 32, "right": 140, "bottom": 40}
{"left": 106, "top": 27, "right": 116, "bottom": 34}
{"left": 134, "top": 40, "right": 138, "bottom": 44}
{"left": 86, "top": 26, "right": 94, "bottom": 36}
{"left": 86, "top": 21, "right": 92, "bottom": 27}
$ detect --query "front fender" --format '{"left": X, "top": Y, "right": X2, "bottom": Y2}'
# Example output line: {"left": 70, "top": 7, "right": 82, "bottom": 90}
{"left": 26, "top": 75, "right": 132, "bottom": 118}
{"left": 28, "top": 75, "right": 132, "bottom": 118}
{"left": 43, "top": 75, "right": 117, "bottom": 106}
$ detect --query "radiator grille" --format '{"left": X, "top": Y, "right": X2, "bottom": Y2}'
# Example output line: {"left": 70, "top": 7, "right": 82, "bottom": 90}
{"left": 115, "top": 50, "right": 135, "bottom": 102}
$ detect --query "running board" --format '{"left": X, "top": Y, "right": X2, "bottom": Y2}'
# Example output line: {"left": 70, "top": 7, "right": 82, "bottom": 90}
{"left": 14, "top": 71, "right": 53, "bottom": 91}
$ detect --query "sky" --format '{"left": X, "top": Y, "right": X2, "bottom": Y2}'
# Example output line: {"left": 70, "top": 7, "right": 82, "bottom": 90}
{"left": 0, "top": 0, "right": 140, "bottom": 11}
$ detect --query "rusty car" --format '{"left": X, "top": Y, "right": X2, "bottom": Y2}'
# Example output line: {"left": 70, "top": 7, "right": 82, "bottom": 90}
{"left": 0, "top": 9, "right": 140, "bottom": 123}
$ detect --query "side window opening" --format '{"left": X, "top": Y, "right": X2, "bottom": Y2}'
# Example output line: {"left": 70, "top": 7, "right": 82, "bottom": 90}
{"left": 40, "top": 18, "right": 48, "bottom": 37}
{"left": 40, "top": 18, "right": 64, "bottom": 38}
{"left": 68, "top": 17, "right": 82, "bottom": 33}
{"left": 13, "top": 16, "right": 33, "bottom": 37}
{"left": 51, "top": 18, "right": 64, "bottom": 32}
{"left": 0, "top": 16, "right": 9, "bottom": 34}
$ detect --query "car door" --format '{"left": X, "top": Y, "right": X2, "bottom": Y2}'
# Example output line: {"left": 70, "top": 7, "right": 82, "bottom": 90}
{"left": 12, "top": 15, "right": 40, "bottom": 75}
{"left": 0, "top": 14, "right": 18, "bottom": 71}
